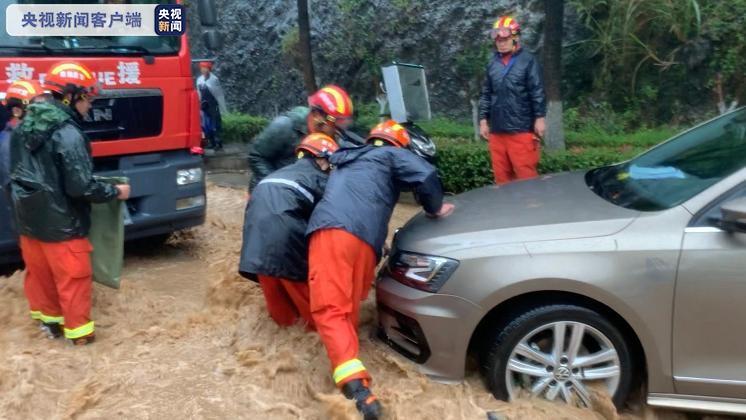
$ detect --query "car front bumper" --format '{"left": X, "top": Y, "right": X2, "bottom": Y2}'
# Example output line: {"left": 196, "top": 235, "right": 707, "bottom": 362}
{"left": 376, "top": 274, "right": 482, "bottom": 382}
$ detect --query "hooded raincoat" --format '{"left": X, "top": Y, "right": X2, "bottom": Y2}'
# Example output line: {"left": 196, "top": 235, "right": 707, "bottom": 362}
{"left": 9, "top": 101, "right": 119, "bottom": 242}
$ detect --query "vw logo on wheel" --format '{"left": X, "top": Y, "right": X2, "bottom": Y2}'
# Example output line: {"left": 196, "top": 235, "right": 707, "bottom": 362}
{"left": 554, "top": 366, "right": 572, "bottom": 382}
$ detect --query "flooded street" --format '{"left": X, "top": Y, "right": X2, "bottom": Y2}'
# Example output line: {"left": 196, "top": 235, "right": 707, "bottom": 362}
{"left": 0, "top": 184, "right": 727, "bottom": 420}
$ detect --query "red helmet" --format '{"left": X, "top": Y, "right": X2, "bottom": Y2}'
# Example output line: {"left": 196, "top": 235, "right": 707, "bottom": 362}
{"left": 44, "top": 61, "right": 100, "bottom": 98}
{"left": 296, "top": 133, "right": 339, "bottom": 158}
{"left": 491, "top": 16, "right": 521, "bottom": 39}
{"left": 367, "top": 119, "right": 411, "bottom": 148}
{"left": 199, "top": 61, "right": 213, "bottom": 69}
{"left": 5, "top": 79, "right": 45, "bottom": 105}
{"left": 308, "top": 85, "right": 353, "bottom": 128}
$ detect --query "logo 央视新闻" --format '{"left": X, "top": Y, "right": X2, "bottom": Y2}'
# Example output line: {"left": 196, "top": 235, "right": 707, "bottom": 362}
{"left": 154, "top": 4, "right": 184, "bottom": 36}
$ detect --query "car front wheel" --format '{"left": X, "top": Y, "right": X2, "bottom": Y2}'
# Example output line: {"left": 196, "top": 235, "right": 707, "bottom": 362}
{"left": 482, "top": 304, "right": 634, "bottom": 408}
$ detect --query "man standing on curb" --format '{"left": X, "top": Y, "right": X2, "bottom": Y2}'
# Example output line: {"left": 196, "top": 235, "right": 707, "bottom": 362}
{"left": 10, "top": 62, "right": 130, "bottom": 345}
{"left": 479, "top": 16, "right": 547, "bottom": 184}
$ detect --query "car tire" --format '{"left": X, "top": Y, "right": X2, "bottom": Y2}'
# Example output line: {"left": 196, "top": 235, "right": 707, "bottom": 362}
{"left": 482, "top": 304, "right": 634, "bottom": 409}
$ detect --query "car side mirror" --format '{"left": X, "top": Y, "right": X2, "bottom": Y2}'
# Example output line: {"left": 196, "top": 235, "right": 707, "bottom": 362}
{"left": 717, "top": 197, "right": 746, "bottom": 233}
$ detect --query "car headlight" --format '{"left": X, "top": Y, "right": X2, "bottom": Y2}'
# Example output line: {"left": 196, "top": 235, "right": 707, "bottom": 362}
{"left": 388, "top": 251, "right": 459, "bottom": 293}
{"left": 177, "top": 168, "right": 203, "bottom": 185}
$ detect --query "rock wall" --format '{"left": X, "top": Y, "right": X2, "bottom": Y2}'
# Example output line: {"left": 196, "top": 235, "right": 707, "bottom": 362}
{"left": 188, "top": 0, "right": 555, "bottom": 118}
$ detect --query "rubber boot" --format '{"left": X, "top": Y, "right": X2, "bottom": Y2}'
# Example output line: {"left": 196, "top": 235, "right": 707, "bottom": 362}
{"left": 70, "top": 333, "right": 96, "bottom": 346}
{"left": 341, "top": 379, "right": 382, "bottom": 420}
{"left": 39, "top": 322, "right": 63, "bottom": 339}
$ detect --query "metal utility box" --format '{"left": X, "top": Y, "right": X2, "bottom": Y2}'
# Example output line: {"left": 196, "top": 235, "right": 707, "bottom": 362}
{"left": 382, "top": 62, "right": 432, "bottom": 123}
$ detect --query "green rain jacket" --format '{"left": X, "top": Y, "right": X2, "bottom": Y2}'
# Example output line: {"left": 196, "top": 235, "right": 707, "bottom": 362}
{"left": 9, "top": 101, "right": 119, "bottom": 242}
{"left": 247, "top": 106, "right": 309, "bottom": 191}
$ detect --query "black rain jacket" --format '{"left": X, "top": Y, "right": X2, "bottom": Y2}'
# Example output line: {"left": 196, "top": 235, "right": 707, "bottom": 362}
{"left": 9, "top": 101, "right": 118, "bottom": 242}
{"left": 239, "top": 157, "right": 328, "bottom": 282}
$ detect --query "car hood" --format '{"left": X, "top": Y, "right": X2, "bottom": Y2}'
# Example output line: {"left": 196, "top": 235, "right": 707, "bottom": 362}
{"left": 395, "top": 172, "right": 640, "bottom": 256}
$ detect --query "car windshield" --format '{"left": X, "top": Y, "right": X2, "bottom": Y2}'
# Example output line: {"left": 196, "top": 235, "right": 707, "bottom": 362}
{"left": 0, "top": 0, "right": 179, "bottom": 56}
{"left": 587, "top": 108, "right": 746, "bottom": 211}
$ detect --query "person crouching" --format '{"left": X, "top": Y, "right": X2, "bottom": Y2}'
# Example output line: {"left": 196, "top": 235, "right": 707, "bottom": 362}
{"left": 306, "top": 120, "right": 454, "bottom": 420}
{"left": 238, "top": 133, "right": 339, "bottom": 329}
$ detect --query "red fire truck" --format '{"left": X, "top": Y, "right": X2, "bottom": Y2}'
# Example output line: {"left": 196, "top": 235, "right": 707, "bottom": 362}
{"left": 0, "top": 0, "right": 221, "bottom": 264}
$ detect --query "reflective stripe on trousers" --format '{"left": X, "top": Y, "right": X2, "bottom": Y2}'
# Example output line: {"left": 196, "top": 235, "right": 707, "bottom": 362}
{"left": 30, "top": 310, "right": 65, "bottom": 324}
{"left": 333, "top": 358, "right": 367, "bottom": 385}
{"left": 64, "top": 321, "right": 95, "bottom": 340}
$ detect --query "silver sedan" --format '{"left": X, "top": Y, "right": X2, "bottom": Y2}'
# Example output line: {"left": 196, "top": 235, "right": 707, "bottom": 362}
{"left": 377, "top": 107, "right": 746, "bottom": 415}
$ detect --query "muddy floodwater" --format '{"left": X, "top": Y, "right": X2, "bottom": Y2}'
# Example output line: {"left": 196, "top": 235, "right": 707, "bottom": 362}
{"left": 0, "top": 185, "right": 733, "bottom": 420}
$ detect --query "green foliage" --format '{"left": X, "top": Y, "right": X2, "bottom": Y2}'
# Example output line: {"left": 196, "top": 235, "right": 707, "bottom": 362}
{"left": 280, "top": 27, "right": 301, "bottom": 70}
{"left": 220, "top": 110, "right": 674, "bottom": 194}
{"left": 352, "top": 104, "right": 476, "bottom": 139}
{"left": 566, "top": 127, "right": 675, "bottom": 149}
{"left": 418, "top": 118, "right": 475, "bottom": 138}
{"left": 221, "top": 113, "right": 269, "bottom": 144}
{"left": 434, "top": 141, "right": 493, "bottom": 193}
{"left": 566, "top": 0, "right": 745, "bottom": 123}
{"left": 700, "top": 1, "right": 746, "bottom": 102}
{"left": 352, "top": 102, "right": 382, "bottom": 131}
{"left": 434, "top": 139, "right": 646, "bottom": 194}
{"left": 453, "top": 42, "right": 492, "bottom": 99}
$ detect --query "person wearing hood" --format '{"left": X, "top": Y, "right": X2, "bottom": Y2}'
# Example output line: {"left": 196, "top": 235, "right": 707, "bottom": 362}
{"left": 305, "top": 120, "right": 454, "bottom": 420}
{"left": 247, "top": 85, "right": 355, "bottom": 192}
{"left": 239, "top": 133, "right": 339, "bottom": 328}
{"left": 196, "top": 60, "right": 228, "bottom": 151}
{"left": 1, "top": 79, "right": 46, "bottom": 203}
{"left": 9, "top": 62, "right": 130, "bottom": 345}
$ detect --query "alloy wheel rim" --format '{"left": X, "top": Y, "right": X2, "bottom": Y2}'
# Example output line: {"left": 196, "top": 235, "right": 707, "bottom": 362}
{"left": 505, "top": 321, "right": 621, "bottom": 407}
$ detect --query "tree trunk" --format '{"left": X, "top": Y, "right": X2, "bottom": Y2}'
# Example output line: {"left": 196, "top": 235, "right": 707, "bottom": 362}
{"left": 470, "top": 99, "right": 480, "bottom": 142}
{"left": 297, "top": 0, "right": 317, "bottom": 93}
{"left": 543, "top": 0, "right": 565, "bottom": 151}
{"left": 376, "top": 94, "right": 388, "bottom": 123}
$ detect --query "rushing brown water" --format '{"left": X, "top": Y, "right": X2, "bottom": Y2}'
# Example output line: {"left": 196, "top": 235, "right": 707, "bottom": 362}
{"left": 0, "top": 185, "right": 730, "bottom": 420}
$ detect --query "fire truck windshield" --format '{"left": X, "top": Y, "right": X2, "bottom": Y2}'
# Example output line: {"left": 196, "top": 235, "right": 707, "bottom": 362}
{"left": 0, "top": 0, "right": 180, "bottom": 56}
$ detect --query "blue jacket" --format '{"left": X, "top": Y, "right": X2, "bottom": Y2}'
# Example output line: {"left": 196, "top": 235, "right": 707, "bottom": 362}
{"left": 479, "top": 48, "right": 546, "bottom": 134}
{"left": 307, "top": 145, "right": 443, "bottom": 260}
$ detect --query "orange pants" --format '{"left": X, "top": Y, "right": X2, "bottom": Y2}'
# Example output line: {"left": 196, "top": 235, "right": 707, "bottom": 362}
{"left": 258, "top": 275, "right": 314, "bottom": 329}
{"left": 488, "top": 132, "right": 541, "bottom": 184}
{"left": 309, "top": 229, "right": 377, "bottom": 387}
{"left": 19, "top": 236, "right": 95, "bottom": 340}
